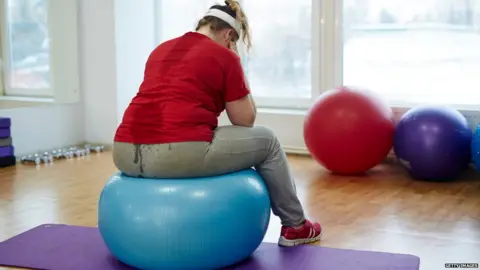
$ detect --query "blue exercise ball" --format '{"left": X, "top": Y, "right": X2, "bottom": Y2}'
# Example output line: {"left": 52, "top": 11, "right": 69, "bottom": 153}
{"left": 98, "top": 169, "right": 271, "bottom": 269}
{"left": 394, "top": 106, "right": 472, "bottom": 181}
{"left": 472, "top": 124, "right": 480, "bottom": 171}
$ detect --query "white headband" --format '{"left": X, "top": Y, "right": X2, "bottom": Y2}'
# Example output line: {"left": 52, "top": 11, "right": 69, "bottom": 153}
{"left": 204, "top": 8, "right": 241, "bottom": 35}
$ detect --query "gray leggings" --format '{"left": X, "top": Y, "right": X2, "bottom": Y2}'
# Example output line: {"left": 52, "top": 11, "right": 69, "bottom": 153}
{"left": 112, "top": 125, "right": 306, "bottom": 227}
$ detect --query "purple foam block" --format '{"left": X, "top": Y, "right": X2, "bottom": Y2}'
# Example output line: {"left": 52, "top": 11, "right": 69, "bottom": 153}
{"left": 0, "top": 117, "right": 10, "bottom": 128}
{"left": 0, "top": 224, "right": 420, "bottom": 270}
{"left": 0, "top": 146, "right": 13, "bottom": 158}
{"left": 0, "top": 156, "right": 16, "bottom": 168}
{"left": 0, "top": 128, "right": 10, "bottom": 139}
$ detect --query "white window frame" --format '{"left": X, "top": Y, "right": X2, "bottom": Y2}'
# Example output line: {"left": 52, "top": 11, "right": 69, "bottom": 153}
{"left": 153, "top": 0, "right": 480, "bottom": 112}
{"left": 151, "top": 0, "right": 480, "bottom": 154}
{"left": 0, "top": 0, "right": 80, "bottom": 103}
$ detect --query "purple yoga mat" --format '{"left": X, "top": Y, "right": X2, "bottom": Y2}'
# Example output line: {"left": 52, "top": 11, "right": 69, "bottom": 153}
{"left": 0, "top": 146, "right": 13, "bottom": 158}
{"left": 0, "top": 224, "right": 420, "bottom": 270}
{"left": 0, "top": 128, "right": 10, "bottom": 139}
{"left": 0, "top": 117, "right": 10, "bottom": 128}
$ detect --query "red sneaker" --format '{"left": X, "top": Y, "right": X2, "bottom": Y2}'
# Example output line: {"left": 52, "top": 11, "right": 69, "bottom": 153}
{"left": 278, "top": 219, "right": 323, "bottom": 247}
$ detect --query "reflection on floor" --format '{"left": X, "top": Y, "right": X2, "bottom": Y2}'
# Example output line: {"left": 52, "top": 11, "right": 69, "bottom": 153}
{"left": 0, "top": 152, "right": 479, "bottom": 270}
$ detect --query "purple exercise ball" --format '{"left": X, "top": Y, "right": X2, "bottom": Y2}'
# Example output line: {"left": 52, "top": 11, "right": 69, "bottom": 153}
{"left": 394, "top": 106, "right": 472, "bottom": 181}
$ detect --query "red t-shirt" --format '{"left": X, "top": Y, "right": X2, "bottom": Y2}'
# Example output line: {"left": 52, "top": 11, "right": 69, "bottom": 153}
{"left": 114, "top": 32, "right": 250, "bottom": 144}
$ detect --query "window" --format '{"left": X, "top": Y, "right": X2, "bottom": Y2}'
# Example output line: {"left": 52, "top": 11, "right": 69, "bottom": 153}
{"left": 155, "top": 0, "right": 317, "bottom": 109}
{"left": 155, "top": 0, "right": 480, "bottom": 111}
{"left": 2, "top": 0, "right": 51, "bottom": 97}
{"left": 241, "top": 1, "right": 312, "bottom": 102}
{"left": 342, "top": 0, "right": 480, "bottom": 107}
{"left": 0, "top": 0, "right": 80, "bottom": 103}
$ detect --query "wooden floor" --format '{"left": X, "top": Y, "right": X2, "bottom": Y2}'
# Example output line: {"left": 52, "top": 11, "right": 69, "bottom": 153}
{"left": 1, "top": 152, "right": 479, "bottom": 270}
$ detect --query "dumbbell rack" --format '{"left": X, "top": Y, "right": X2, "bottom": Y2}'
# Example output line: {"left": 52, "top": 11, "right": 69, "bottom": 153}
{"left": 20, "top": 144, "right": 105, "bottom": 165}
{"left": 0, "top": 117, "right": 16, "bottom": 168}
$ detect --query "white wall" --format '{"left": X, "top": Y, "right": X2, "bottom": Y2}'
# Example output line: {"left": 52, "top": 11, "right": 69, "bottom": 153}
{"left": 0, "top": 0, "right": 158, "bottom": 157}
{"left": 114, "top": 0, "right": 157, "bottom": 123}
{"left": 0, "top": 104, "right": 84, "bottom": 156}
{"left": 80, "top": 0, "right": 118, "bottom": 144}
{"left": 0, "top": 0, "right": 118, "bottom": 156}
{"left": 3, "top": 1, "right": 479, "bottom": 158}
{"left": 218, "top": 109, "right": 309, "bottom": 153}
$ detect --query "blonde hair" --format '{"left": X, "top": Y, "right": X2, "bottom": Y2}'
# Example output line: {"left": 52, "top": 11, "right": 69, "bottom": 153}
{"left": 195, "top": 1, "right": 252, "bottom": 51}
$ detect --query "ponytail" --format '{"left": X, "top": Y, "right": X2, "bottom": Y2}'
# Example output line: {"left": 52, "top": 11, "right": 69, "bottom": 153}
{"left": 224, "top": 0, "right": 252, "bottom": 51}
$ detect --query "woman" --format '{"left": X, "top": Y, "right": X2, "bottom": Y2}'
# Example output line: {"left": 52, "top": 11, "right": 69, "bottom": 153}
{"left": 113, "top": 0, "right": 322, "bottom": 247}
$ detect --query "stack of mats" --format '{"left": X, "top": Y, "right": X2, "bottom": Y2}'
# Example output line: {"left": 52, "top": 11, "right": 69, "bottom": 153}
{"left": 0, "top": 117, "right": 15, "bottom": 168}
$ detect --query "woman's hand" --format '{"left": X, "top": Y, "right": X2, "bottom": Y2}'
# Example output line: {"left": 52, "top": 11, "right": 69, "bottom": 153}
{"left": 229, "top": 41, "right": 239, "bottom": 56}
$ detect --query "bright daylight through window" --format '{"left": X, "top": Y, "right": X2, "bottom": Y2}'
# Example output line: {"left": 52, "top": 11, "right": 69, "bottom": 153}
{"left": 156, "top": 0, "right": 313, "bottom": 107}
{"left": 1, "top": 0, "right": 51, "bottom": 97}
{"left": 343, "top": 0, "right": 480, "bottom": 107}
{"left": 158, "top": 0, "right": 480, "bottom": 109}
{"left": 241, "top": 0, "right": 311, "bottom": 99}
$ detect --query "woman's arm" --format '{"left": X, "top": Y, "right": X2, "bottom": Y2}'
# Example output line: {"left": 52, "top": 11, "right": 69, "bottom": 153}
{"left": 244, "top": 76, "right": 257, "bottom": 114}
{"left": 224, "top": 42, "right": 256, "bottom": 127}
{"left": 226, "top": 96, "right": 256, "bottom": 127}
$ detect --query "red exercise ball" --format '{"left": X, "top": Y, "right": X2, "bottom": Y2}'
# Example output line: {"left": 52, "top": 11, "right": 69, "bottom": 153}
{"left": 304, "top": 86, "right": 395, "bottom": 174}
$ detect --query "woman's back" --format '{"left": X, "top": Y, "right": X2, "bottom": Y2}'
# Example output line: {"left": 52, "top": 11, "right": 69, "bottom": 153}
{"left": 115, "top": 32, "right": 244, "bottom": 144}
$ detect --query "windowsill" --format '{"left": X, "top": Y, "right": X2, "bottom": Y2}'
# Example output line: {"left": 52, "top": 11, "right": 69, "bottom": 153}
{"left": 258, "top": 102, "right": 480, "bottom": 116}
{"left": 0, "top": 95, "right": 54, "bottom": 109}
{"left": 258, "top": 107, "right": 308, "bottom": 116}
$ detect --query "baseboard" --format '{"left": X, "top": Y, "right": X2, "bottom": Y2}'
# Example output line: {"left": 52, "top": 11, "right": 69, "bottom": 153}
{"left": 283, "top": 144, "right": 398, "bottom": 164}
{"left": 92, "top": 142, "right": 309, "bottom": 156}
{"left": 84, "top": 142, "right": 113, "bottom": 151}
{"left": 15, "top": 139, "right": 465, "bottom": 168}
{"left": 282, "top": 107, "right": 480, "bottom": 162}
{"left": 15, "top": 142, "right": 113, "bottom": 160}
{"left": 283, "top": 145, "right": 310, "bottom": 156}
